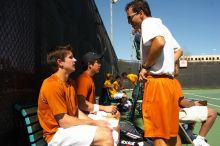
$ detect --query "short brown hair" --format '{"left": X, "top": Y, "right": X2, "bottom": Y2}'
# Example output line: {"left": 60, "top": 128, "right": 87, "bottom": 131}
{"left": 47, "top": 44, "right": 73, "bottom": 72}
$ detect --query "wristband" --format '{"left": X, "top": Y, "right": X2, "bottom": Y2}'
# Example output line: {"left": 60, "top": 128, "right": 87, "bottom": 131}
{"left": 142, "top": 65, "right": 151, "bottom": 70}
{"left": 93, "top": 104, "right": 99, "bottom": 112}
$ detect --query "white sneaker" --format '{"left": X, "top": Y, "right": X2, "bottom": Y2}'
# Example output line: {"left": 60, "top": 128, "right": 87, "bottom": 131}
{"left": 193, "top": 138, "right": 210, "bottom": 146}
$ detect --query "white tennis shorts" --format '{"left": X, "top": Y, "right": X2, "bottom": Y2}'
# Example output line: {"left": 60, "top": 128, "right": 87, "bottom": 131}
{"left": 112, "top": 92, "right": 124, "bottom": 99}
{"left": 48, "top": 125, "right": 97, "bottom": 146}
{"left": 179, "top": 106, "right": 208, "bottom": 122}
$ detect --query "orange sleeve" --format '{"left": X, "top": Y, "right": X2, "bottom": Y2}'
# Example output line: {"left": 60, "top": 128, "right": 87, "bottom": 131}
{"left": 41, "top": 80, "right": 67, "bottom": 116}
{"left": 76, "top": 76, "right": 90, "bottom": 98}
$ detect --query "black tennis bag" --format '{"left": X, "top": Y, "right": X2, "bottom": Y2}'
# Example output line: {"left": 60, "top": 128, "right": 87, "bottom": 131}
{"left": 119, "top": 121, "right": 153, "bottom": 146}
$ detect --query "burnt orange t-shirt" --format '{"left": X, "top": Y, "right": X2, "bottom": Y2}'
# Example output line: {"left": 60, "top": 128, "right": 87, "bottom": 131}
{"left": 38, "top": 74, "right": 78, "bottom": 143}
{"left": 76, "top": 71, "right": 95, "bottom": 103}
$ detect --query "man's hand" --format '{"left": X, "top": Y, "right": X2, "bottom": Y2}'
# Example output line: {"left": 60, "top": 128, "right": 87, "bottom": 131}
{"left": 139, "top": 68, "right": 148, "bottom": 81}
{"left": 103, "top": 105, "right": 117, "bottom": 114}
{"left": 112, "top": 110, "right": 120, "bottom": 119}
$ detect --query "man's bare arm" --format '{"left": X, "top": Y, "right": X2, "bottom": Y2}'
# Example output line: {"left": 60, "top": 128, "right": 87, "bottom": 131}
{"left": 142, "top": 36, "right": 165, "bottom": 68}
{"left": 174, "top": 48, "right": 183, "bottom": 63}
{"left": 77, "top": 95, "right": 93, "bottom": 112}
{"left": 139, "top": 36, "right": 165, "bottom": 80}
{"left": 55, "top": 111, "right": 110, "bottom": 129}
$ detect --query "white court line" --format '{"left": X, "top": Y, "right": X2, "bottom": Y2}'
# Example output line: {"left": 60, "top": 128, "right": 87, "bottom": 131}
{"left": 184, "top": 92, "right": 220, "bottom": 108}
{"left": 208, "top": 103, "right": 220, "bottom": 108}
{"left": 184, "top": 92, "right": 220, "bottom": 101}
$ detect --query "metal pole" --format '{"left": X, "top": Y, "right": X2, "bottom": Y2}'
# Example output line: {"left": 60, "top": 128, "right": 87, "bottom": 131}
{"left": 110, "top": 0, "right": 113, "bottom": 44}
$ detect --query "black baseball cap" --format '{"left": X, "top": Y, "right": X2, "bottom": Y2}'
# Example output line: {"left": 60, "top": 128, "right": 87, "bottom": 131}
{"left": 81, "top": 52, "right": 103, "bottom": 65}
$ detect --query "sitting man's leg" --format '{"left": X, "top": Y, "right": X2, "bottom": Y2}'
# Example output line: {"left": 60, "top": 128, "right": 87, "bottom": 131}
{"left": 153, "top": 136, "right": 182, "bottom": 146}
{"left": 88, "top": 111, "right": 120, "bottom": 146}
{"left": 179, "top": 106, "right": 217, "bottom": 146}
{"left": 198, "top": 107, "right": 217, "bottom": 137}
{"left": 92, "top": 127, "right": 114, "bottom": 146}
{"left": 48, "top": 125, "right": 114, "bottom": 146}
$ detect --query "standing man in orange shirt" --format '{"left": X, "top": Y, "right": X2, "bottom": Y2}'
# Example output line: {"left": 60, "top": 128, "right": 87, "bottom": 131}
{"left": 38, "top": 45, "right": 114, "bottom": 146}
{"left": 125, "top": 1, "right": 181, "bottom": 146}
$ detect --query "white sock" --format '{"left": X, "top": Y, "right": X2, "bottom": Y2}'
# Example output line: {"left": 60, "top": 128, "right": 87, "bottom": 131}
{"left": 197, "top": 135, "right": 205, "bottom": 140}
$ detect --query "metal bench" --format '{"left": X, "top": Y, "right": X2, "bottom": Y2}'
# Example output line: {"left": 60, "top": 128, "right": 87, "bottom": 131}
{"left": 14, "top": 104, "right": 47, "bottom": 146}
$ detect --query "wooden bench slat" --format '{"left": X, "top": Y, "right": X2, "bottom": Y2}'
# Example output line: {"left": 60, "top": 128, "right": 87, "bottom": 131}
{"left": 31, "top": 138, "right": 47, "bottom": 146}
{"left": 15, "top": 104, "right": 47, "bottom": 146}
{"left": 25, "top": 115, "right": 38, "bottom": 125}
{"left": 21, "top": 107, "right": 38, "bottom": 117}
{"left": 29, "top": 129, "right": 44, "bottom": 143}
{"left": 27, "top": 122, "right": 42, "bottom": 134}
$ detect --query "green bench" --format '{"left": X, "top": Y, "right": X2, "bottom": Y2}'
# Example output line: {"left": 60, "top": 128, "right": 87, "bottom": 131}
{"left": 14, "top": 104, "right": 47, "bottom": 146}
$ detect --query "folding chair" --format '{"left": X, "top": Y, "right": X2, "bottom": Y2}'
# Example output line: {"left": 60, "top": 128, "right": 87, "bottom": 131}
{"left": 179, "top": 122, "right": 196, "bottom": 145}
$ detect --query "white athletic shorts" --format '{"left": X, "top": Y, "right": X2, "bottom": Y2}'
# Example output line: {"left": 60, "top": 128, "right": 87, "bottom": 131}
{"left": 179, "top": 106, "right": 208, "bottom": 122}
{"left": 112, "top": 92, "right": 124, "bottom": 99}
{"left": 48, "top": 125, "right": 97, "bottom": 146}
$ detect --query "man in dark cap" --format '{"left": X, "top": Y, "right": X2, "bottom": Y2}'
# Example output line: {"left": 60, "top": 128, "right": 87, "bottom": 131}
{"left": 76, "top": 52, "right": 120, "bottom": 146}
{"left": 77, "top": 52, "right": 104, "bottom": 104}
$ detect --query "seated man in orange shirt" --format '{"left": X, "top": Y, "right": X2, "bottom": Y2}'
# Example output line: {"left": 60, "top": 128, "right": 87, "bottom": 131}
{"left": 76, "top": 52, "right": 118, "bottom": 114}
{"left": 38, "top": 45, "right": 114, "bottom": 146}
{"left": 76, "top": 52, "right": 120, "bottom": 145}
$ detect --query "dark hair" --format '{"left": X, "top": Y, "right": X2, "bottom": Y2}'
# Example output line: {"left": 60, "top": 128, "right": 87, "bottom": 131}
{"left": 121, "top": 72, "right": 128, "bottom": 77}
{"left": 81, "top": 59, "right": 101, "bottom": 71}
{"left": 47, "top": 44, "right": 73, "bottom": 72}
{"left": 115, "top": 75, "right": 121, "bottom": 80}
{"left": 125, "top": 0, "right": 152, "bottom": 17}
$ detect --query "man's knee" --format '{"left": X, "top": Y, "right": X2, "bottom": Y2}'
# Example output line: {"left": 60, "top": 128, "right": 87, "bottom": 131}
{"left": 208, "top": 108, "right": 217, "bottom": 119}
{"left": 93, "top": 127, "right": 114, "bottom": 145}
